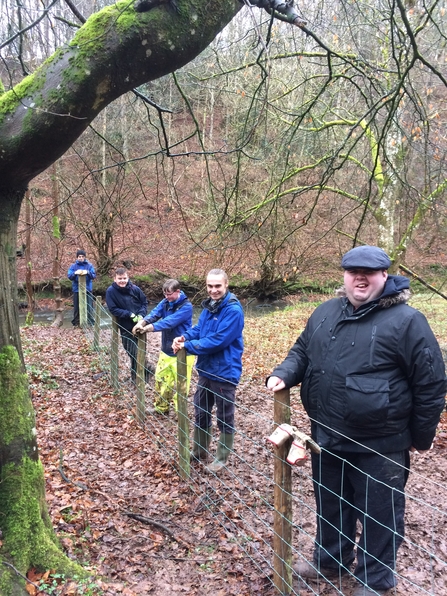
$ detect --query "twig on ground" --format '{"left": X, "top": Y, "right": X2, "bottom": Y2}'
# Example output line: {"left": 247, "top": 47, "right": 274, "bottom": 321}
{"left": 123, "top": 511, "right": 191, "bottom": 548}
{"left": 1, "top": 561, "right": 51, "bottom": 595}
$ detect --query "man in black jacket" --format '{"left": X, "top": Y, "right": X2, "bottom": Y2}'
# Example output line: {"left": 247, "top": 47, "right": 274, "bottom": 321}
{"left": 106, "top": 267, "right": 148, "bottom": 384}
{"left": 267, "top": 246, "right": 446, "bottom": 596}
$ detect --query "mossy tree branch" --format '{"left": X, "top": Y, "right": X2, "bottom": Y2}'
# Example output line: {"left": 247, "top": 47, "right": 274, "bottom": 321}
{"left": 0, "top": 0, "right": 242, "bottom": 191}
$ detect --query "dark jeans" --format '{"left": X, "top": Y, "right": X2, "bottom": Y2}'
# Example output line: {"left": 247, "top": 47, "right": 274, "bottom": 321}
{"left": 194, "top": 376, "right": 236, "bottom": 434}
{"left": 311, "top": 449, "right": 407, "bottom": 591}
{"left": 120, "top": 328, "right": 138, "bottom": 379}
{"left": 72, "top": 291, "right": 94, "bottom": 326}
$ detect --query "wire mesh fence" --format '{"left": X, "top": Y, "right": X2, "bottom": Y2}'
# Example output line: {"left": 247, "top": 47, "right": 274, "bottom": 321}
{"left": 80, "top": 294, "right": 447, "bottom": 596}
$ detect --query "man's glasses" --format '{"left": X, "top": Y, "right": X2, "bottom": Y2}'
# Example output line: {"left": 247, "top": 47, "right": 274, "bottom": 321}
{"left": 164, "top": 290, "right": 178, "bottom": 297}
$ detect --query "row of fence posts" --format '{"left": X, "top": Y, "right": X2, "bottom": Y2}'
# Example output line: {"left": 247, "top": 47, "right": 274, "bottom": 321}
{"left": 78, "top": 277, "right": 294, "bottom": 595}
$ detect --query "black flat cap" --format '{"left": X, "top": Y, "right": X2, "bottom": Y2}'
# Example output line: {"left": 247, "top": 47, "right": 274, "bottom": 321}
{"left": 341, "top": 246, "right": 391, "bottom": 270}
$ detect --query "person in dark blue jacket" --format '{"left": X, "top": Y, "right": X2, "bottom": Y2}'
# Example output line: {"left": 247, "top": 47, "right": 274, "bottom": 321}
{"left": 133, "top": 279, "right": 194, "bottom": 415}
{"left": 67, "top": 249, "right": 96, "bottom": 326}
{"left": 173, "top": 269, "right": 244, "bottom": 474}
{"left": 267, "top": 246, "right": 446, "bottom": 596}
{"left": 105, "top": 267, "right": 148, "bottom": 384}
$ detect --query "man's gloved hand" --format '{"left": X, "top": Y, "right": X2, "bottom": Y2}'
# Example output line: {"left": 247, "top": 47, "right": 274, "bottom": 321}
{"left": 132, "top": 320, "right": 147, "bottom": 335}
{"left": 130, "top": 313, "right": 143, "bottom": 323}
{"left": 74, "top": 269, "right": 87, "bottom": 275}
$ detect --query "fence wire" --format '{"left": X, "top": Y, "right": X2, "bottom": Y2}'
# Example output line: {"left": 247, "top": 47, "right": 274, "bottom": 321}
{"left": 80, "top": 297, "right": 447, "bottom": 595}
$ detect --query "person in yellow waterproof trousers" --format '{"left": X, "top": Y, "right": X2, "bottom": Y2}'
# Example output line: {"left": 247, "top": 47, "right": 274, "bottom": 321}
{"left": 133, "top": 279, "right": 193, "bottom": 415}
{"left": 153, "top": 350, "right": 195, "bottom": 414}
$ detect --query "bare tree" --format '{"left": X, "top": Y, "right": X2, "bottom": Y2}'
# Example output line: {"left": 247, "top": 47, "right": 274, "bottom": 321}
{"left": 50, "top": 161, "right": 65, "bottom": 327}
{"left": 178, "top": 0, "right": 447, "bottom": 286}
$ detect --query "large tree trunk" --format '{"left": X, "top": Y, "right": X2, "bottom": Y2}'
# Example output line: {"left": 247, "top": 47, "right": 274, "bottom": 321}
{"left": 0, "top": 189, "right": 25, "bottom": 359}
{"left": 0, "top": 346, "right": 83, "bottom": 595}
{"left": 0, "top": 189, "right": 84, "bottom": 594}
{"left": 0, "top": 0, "right": 242, "bottom": 190}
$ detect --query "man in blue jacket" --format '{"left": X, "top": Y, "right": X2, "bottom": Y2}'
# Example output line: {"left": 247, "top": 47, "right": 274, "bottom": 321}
{"left": 133, "top": 279, "right": 194, "bottom": 415}
{"left": 106, "top": 267, "right": 148, "bottom": 384}
{"left": 173, "top": 269, "right": 244, "bottom": 473}
{"left": 267, "top": 246, "right": 446, "bottom": 596}
{"left": 67, "top": 249, "right": 96, "bottom": 326}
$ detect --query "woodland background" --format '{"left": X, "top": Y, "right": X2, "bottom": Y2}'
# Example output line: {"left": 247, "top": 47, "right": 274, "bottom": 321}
{"left": 3, "top": 0, "right": 447, "bottom": 301}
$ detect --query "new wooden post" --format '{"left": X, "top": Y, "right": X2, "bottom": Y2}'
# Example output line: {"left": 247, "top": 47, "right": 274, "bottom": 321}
{"left": 93, "top": 298, "right": 101, "bottom": 351}
{"left": 176, "top": 348, "right": 190, "bottom": 479}
{"left": 136, "top": 333, "right": 146, "bottom": 426}
{"left": 78, "top": 274, "right": 87, "bottom": 327}
{"left": 110, "top": 316, "right": 119, "bottom": 391}
{"left": 273, "top": 388, "right": 293, "bottom": 595}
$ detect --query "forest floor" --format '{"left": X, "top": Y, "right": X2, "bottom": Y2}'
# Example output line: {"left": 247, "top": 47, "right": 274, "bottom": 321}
{"left": 22, "top": 296, "right": 447, "bottom": 596}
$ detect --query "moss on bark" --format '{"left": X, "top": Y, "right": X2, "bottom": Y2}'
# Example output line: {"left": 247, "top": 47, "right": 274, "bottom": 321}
{"left": 0, "top": 347, "right": 86, "bottom": 595}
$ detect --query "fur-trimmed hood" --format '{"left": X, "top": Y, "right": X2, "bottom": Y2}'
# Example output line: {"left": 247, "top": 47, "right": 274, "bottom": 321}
{"left": 335, "top": 274, "right": 411, "bottom": 309}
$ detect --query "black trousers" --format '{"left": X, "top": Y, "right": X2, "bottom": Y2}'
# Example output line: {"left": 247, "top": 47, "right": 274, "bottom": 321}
{"left": 120, "top": 328, "right": 138, "bottom": 379}
{"left": 311, "top": 449, "right": 407, "bottom": 591}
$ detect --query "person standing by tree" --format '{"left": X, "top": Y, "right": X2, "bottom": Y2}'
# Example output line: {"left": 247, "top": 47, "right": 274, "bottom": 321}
{"left": 172, "top": 269, "right": 244, "bottom": 474}
{"left": 132, "top": 279, "right": 194, "bottom": 415}
{"left": 106, "top": 267, "right": 148, "bottom": 384}
{"left": 67, "top": 249, "right": 96, "bottom": 327}
{"left": 267, "top": 246, "right": 446, "bottom": 596}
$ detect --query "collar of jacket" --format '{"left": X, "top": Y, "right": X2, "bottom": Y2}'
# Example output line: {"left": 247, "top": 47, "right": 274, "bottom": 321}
{"left": 202, "top": 291, "right": 230, "bottom": 314}
{"left": 113, "top": 281, "right": 132, "bottom": 293}
{"left": 336, "top": 274, "right": 411, "bottom": 311}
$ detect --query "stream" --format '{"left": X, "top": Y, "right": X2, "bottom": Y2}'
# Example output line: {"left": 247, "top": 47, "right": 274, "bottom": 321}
{"left": 19, "top": 298, "right": 290, "bottom": 328}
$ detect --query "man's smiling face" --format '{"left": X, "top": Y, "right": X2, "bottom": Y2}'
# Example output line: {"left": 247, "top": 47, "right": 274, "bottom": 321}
{"left": 206, "top": 273, "right": 228, "bottom": 301}
{"left": 344, "top": 268, "right": 388, "bottom": 309}
{"left": 114, "top": 272, "right": 129, "bottom": 288}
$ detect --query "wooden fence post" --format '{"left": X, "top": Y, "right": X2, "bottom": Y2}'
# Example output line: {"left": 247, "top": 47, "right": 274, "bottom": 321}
{"left": 78, "top": 274, "right": 87, "bottom": 327}
{"left": 93, "top": 298, "right": 101, "bottom": 351}
{"left": 273, "top": 388, "right": 293, "bottom": 595}
{"left": 110, "top": 316, "right": 119, "bottom": 391}
{"left": 176, "top": 348, "right": 190, "bottom": 479}
{"left": 136, "top": 334, "right": 146, "bottom": 426}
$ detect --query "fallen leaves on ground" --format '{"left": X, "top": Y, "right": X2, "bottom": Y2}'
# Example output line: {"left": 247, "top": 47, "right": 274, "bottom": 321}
{"left": 22, "top": 307, "right": 447, "bottom": 596}
{"left": 23, "top": 326, "right": 277, "bottom": 596}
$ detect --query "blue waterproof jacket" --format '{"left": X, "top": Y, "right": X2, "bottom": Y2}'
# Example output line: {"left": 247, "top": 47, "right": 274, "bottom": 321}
{"left": 144, "top": 291, "right": 192, "bottom": 356}
{"left": 105, "top": 281, "right": 148, "bottom": 332}
{"left": 183, "top": 291, "right": 244, "bottom": 385}
{"left": 67, "top": 260, "right": 96, "bottom": 292}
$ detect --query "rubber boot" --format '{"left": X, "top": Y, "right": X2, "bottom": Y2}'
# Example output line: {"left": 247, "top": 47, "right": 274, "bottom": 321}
{"left": 190, "top": 427, "right": 212, "bottom": 462}
{"left": 206, "top": 433, "right": 234, "bottom": 474}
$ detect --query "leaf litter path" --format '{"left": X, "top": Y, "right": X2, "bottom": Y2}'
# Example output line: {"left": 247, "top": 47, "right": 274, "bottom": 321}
{"left": 25, "top": 326, "right": 275, "bottom": 596}
{"left": 23, "top": 325, "right": 447, "bottom": 596}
